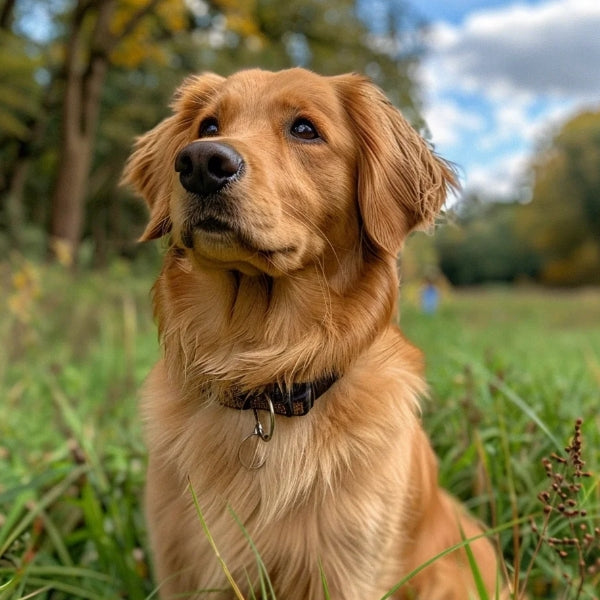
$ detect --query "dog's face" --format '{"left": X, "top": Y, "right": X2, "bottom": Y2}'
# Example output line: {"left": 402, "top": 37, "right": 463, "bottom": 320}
{"left": 169, "top": 69, "right": 358, "bottom": 276}
{"left": 124, "top": 68, "right": 455, "bottom": 276}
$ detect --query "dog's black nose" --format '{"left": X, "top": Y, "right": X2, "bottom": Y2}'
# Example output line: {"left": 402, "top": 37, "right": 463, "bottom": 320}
{"left": 175, "top": 141, "right": 244, "bottom": 196}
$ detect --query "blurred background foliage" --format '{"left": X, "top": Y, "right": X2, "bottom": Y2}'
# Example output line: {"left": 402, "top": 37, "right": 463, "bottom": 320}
{"left": 0, "top": 0, "right": 598, "bottom": 286}
{"left": 428, "top": 109, "right": 600, "bottom": 287}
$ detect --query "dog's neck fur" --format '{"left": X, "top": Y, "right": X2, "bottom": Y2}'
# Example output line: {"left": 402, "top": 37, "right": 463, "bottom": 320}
{"left": 153, "top": 242, "right": 399, "bottom": 396}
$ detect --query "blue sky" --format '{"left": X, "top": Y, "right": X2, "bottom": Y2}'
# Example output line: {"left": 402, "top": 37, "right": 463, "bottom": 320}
{"left": 416, "top": 0, "right": 547, "bottom": 25}
{"left": 414, "top": 0, "right": 600, "bottom": 201}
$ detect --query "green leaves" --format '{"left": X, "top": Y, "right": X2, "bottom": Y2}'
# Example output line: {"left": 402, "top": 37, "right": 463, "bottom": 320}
{"left": 0, "top": 31, "right": 41, "bottom": 140}
{"left": 524, "top": 110, "right": 600, "bottom": 285}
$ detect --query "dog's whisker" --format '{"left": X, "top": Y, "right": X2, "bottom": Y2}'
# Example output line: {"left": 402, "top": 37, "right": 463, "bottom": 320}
{"left": 279, "top": 198, "right": 345, "bottom": 273}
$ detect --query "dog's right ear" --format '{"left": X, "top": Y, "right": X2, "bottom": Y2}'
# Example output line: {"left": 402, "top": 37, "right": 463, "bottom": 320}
{"left": 122, "top": 72, "right": 225, "bottom": 241}
{"left": 332, "top": 74, "right": 457, "bottom": 256}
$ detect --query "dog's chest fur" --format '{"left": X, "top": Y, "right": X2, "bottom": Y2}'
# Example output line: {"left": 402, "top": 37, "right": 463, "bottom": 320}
{"left": 142, "top": 328, "right": 424, "bottom": 599}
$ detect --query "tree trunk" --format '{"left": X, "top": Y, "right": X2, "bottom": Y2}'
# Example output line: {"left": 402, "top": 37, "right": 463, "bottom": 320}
{"left": 48, "top": 131, "right": 96, "bottom": 262}
{"left": 2, "top": 67, "right": 57, "bottom": 246}
{"left": 2, "top": 0, "right": 26, "bottom": 245}
{"left": 5, "top": 152, "right": 28, "bottom": 247}
{"left": 48, "top": 0, "right": 113, "bottom": 264}
{"left": 0, "top": 0, "right": 16, "bottom": 30}
{"left": 47, "top": 0, "right": 163, "bottom": 264}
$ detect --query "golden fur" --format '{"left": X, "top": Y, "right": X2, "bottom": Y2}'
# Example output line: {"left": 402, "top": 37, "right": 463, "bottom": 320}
{"left": 124, "top": 68, "right": 503, "bottom": 599}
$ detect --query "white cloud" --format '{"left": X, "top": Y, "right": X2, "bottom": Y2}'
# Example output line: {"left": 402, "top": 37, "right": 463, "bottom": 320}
{"left": 467, "top": 151, "right": 532, "bottom": 199}
{"left": 419, "top": 0, "right": 600, "bottom": 198}
{"left": 435, "top": 0, "right": 600, "bottom": 98}
{"left": 423, "top": 100, "right": 485, "bottom": 146}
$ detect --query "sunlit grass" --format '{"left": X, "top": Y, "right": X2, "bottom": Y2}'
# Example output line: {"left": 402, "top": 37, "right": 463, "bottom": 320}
{"left": 400, "top": 286, "right": 600, "bottom": 598}
{"left": 1, "top": 257, "right": 158, "bottom": 599}
{"left": 1, "top": 256, "right": 599, "bottom": 598}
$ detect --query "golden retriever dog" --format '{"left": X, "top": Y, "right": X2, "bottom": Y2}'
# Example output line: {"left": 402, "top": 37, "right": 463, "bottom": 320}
{"left": 124, "top": 68, "right": 504, "bottom": 599}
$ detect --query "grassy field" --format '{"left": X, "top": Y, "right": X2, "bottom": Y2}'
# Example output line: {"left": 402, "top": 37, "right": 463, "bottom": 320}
{"left": 1, "top": 256, "right": 599, "bottom": 599}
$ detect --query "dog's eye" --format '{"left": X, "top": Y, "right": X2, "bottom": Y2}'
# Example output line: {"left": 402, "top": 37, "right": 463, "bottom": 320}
{"left": 290, "top": 118, "right": 320, "bottom": 141}
{"left": 199, "top": 117, "right": 219, "bottom": 138}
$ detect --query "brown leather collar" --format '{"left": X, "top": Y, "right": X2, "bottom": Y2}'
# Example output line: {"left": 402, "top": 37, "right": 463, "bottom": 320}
{"left": 221, "top": 375, "right": 338, "bottom": 417}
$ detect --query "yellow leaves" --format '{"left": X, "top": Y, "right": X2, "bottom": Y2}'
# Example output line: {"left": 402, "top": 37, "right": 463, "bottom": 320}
{"left": 213, "top": 0, "right": 263, "bottom": 39}
{"left": 49, "top": 237, "right": 75, "bottom": 268}
{"left": 111, "top": 39, "right": 164, "bottom": 69}
{"left": 108, "top": 0, "right": 266, "bottom": 67}
{"left": 225, "top": 14, "right": 262, "bottom": 39}
{"left": 541, "top": 241, "right": 600, "bottom": 286}
{"left": 7, "top": 259, "right": 41, "bottom": 325}
{"left": 109, "top": 0, "right": 189, "bottom": 68}
{"left": 155, "top": 0, "right": 188, "bottom": 31}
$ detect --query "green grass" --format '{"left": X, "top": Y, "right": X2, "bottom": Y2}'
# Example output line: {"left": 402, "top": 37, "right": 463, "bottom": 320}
{"left": 1, "top": 256, "right": 599, "bottom": 599}
{"left": 400, "top": 285, "right": 600, "bottom": 598}
{"left": 1, "top": 256, "right": 158, "bottom": 599}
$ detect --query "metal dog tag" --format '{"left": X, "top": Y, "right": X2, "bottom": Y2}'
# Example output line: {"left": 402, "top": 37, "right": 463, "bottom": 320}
{"left": 237, "top": 401, "right": 275, "bottom": 470}
{"left": 238, "top": 430, "right": 268, "bottom": 470}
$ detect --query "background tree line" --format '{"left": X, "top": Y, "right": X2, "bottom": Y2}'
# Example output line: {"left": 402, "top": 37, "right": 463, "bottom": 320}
{"left": 434, "top": 110, "right": 600, "bottom": 287}
{"left": 1, "top": 0, "right": 598, "bottom": 286}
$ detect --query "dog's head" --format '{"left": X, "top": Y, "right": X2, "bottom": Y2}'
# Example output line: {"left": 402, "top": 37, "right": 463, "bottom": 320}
{"left": 124, "top": 68, "right": 456, "bottom": 276}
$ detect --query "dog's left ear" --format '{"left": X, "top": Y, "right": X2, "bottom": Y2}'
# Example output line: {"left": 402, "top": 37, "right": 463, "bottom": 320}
{"left": 333, "top": 74, "right": 458, "bottom": 256}
{"left": 122, "top": 115, "right": 179, "bottom": 241}
{"left": 122, "top": 72, "right": 225, "bottom": 241}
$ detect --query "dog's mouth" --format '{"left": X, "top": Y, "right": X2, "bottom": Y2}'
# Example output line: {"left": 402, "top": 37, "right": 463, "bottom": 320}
{"left": 180, "top": 194, "right": 237, "bottom": 248}
{"left": 181, "top": 216, "right": 233, "bottom": 248}
{"left": 180, "top": 208, "right": 298, "bottom": 261}
{"left": 196, "top": 216, "right": 233, "bottom": 234}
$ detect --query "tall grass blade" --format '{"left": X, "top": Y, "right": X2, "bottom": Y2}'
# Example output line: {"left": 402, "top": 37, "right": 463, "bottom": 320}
{"left": 48, "top": 377, "right": 109, "bottom": 491}
{"left": 16, "top": 585, "right": 52, "bottom": 600}
{"left": 36, "top": 509, "right": 73, "bottom": 567}
{"left": 459, "top": 523, "right": 490, "bottom": 600}
{"left": 450, "top": 352, "right": 562, "bottom": 449}
{"left": 379, "top": 519, "right": 526, "bottom": 600}
{"left": 318, "top": 559, "right": 331, "bottom": 600}
{"left": 0, "top": 465, "right": 88, "bottom": 557}
{"left": 490, "top": 375, "right": 562, "bottom": 450}
{"left": 188, "top": 479, "right": 245, "bottom": 600}
{"left": 14, "top": 566, "right": 113, "bottom": 581}
{"left": 227, "top": 506, "right": 276, "bottom": 600}
{"left": 21, "top": 577, "right": 108, "bottom": 600}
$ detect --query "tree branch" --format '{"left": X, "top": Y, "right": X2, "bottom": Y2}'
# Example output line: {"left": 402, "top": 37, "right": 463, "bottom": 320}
{"left": 0, "top": 0, "right": 17, "bottom": 30}
{"left": 104, "top": 0, "right": 163, "bottom": 56}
